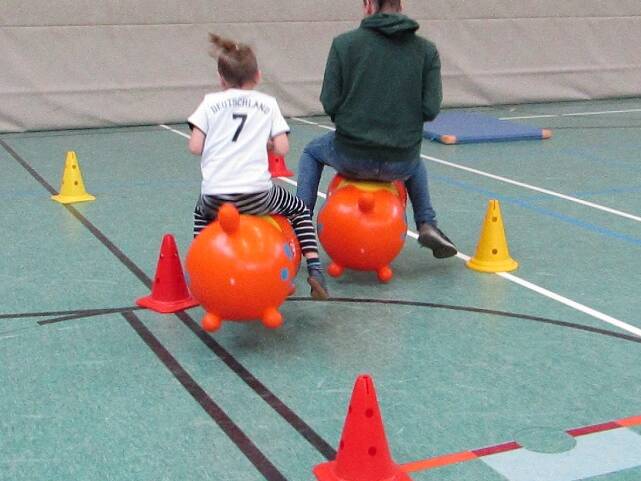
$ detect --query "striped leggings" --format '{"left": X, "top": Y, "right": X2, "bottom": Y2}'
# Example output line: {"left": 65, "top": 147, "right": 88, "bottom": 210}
{"left": 194, "top": 185, "right": 319, "bottom": 256}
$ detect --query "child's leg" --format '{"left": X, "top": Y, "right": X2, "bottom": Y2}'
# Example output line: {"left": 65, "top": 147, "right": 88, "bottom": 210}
{"left": 224, "top": 188, "right": 320, "bottom": 258}
{"left": 193, "top": 195, "right": 223, "bottom": 237}
{"left": 195, "top": 192, "right": 270, "bottom": 237}
{"left": 261, "top": 186, "right": 329, "bottom": 299}
{"left": 262, "top": 186, "right": 320, "bottom": 258}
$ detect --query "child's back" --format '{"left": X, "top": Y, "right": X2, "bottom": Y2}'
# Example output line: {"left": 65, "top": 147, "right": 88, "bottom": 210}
{"left": 189, "top": 88, "right": 288, "bottom": 195}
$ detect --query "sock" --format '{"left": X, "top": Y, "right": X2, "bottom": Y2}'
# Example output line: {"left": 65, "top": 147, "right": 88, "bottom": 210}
{"left": 306, "top": 257, "right": 322, "bottom": 272}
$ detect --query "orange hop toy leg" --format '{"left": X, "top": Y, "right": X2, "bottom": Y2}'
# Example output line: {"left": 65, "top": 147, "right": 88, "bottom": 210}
{"left": 202, "top": 313, "right": 222, "bottom": 332}
{"left": 377, "top": 266, "right": 393, "bottom": 283}
{"left": 261, "top": 307, "right": 284, "bottom": 329}
{"left": 328, "top": 262, "right": 344, "bottom": 278}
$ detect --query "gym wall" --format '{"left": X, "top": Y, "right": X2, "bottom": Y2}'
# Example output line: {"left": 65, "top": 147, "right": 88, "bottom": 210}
{"left": 1, "top": 0, "right": 640, "bottom": 132}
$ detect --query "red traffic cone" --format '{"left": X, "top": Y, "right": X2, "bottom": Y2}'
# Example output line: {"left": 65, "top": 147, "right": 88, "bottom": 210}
{"left": 268, "top": 151, "right": 294, "bottom": 177}
{"left": 314, "top": 375, "right": 411, "bottom": 481}
{"left": 136, "top": 234, "right": 199, "bottom": 313}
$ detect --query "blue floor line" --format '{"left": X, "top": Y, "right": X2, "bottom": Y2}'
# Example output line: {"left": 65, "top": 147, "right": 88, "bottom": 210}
{"left": 495, "top": 185, "right": 641, "bottom": 202}
{"left": 559, "top": 147, "right": 640, "bottom": 170}
{"left": 431, "top": 174, "right": 641, "bottom": 248}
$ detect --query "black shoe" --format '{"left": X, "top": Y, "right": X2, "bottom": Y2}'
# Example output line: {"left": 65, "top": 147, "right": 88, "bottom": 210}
{"left": 418, "top": 224, "right": 457, "bottom": 258}
{"left": 307, "top": 267, "right": 329, "bottom": 300}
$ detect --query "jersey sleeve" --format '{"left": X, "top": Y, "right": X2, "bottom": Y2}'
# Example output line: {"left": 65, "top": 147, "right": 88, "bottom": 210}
{"left": 188, "top": 97, "right": 209, "bottom": 133}
{"left": 270, "top": 100, "right": 290, "bottom": 138}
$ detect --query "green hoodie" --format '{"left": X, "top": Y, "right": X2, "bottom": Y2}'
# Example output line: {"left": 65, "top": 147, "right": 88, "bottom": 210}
{"left": 321, "top": 13, "right": 442, "bottom": 162}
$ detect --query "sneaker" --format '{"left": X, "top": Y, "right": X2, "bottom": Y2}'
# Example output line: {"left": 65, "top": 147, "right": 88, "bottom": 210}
{"left": 418, "top": 223, "right": 457, "bottom": 258}
{"left": 307, "top": 267, "right": 330, "bottom": 300}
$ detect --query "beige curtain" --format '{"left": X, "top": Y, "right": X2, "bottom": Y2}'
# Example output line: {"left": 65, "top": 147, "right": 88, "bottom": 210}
{"left": 1, "top": 0, "right": 640, "bottom": 131}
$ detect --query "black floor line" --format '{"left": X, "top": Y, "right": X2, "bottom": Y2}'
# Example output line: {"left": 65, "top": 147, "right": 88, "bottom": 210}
{"left": 23, "top": 297, "right": 641, "bottom": 346}
{"left": 122, "top": 311, "right": 289, "bottom": 481}
{"left": 174, "top": 310, "right": 337, "bottom": 460}
{"left": 0, "top": 306, "right": 142, "bottom": 321}
{"left": 37, "top": 307, "right": 143, "bottom": 326}
{"left": 0, "top": 139, "right": 151, "bottom": 287}
{"left": 0, "top": 125, "right": 166, "bottom": 140}
{"left": 289, "top": 297, "right": 641, "bottom": 345}
{"left": 6, "top": 137, "right": 639, "bottom": 473}
{"left": 1, "top": 308, "right": 117, "bottom": 320}
{"left": 2, "top": 139, "right": 335, "bottom": 462}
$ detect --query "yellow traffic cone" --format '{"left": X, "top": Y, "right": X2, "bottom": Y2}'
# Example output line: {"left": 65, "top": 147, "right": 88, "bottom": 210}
{"left": 466, "top": 200, "right": 518, "bottom": 273}
{"left": 51, "top": 151, "right": 96, "bottom": 204}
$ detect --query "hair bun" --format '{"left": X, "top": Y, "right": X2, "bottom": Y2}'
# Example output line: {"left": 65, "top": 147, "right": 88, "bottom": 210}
{"left": 209, "top": 33, "right": 238, "bottom": 53}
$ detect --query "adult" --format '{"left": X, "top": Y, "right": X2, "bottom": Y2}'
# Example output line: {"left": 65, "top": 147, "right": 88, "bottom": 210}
{"left": 296, "top": 0, "right": 456, "bottom": 258}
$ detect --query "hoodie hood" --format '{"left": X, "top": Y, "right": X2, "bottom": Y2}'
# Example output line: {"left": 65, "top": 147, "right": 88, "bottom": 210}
{"left": 361, "top": 13, "right": 419, "bottom": 37}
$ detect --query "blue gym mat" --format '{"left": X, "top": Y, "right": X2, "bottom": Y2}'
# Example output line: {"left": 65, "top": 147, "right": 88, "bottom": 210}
{"left": 423, "top": 111, "right": 552, "bottom": 144}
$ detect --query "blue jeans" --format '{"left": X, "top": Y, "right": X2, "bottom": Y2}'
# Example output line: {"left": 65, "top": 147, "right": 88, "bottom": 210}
{"left": 296, "top": 132, "right": 437, "bottom": 229}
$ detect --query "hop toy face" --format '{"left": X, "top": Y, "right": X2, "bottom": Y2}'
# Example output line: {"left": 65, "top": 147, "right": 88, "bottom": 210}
{"left": 318, "top": 175, "right": 407, "bottom": 283}
{"left": 186, "top": 203, "right": 300, "bottom": 332}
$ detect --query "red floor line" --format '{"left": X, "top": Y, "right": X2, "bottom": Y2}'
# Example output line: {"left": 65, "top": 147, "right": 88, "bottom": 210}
{"left": 401, "top": 414, "right": 640, "bottom": 474}
{"left": 566, "top": 421, "right": 621, "bottom": 437}
{"left": 472, "top": 441, "right": 522, "bottom": 457}
{"left": 401, "top": 450, "right": 477, "bottom": 473}
{"left": 617, "top": 415, "right": 641, "bottom": 427}
{"left": 401, "top": 441, "right": 521, "bottom": 473}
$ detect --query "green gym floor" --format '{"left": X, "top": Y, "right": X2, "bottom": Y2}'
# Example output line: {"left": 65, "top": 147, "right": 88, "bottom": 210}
{"left": 1, "top": 98, "right": 641, "bottom": 481}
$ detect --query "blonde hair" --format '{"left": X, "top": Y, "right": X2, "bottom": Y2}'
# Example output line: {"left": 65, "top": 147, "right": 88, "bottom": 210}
{"left": 209, "top": 33, "right": 258, "bottom": 87}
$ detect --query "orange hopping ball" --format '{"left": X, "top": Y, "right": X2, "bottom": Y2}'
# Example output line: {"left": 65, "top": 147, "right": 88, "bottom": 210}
{"left": 318, "top": 175, "right": 407, "bottom": 283}
{"left": 186, "top": 203, "right": 299, "bottom": 332}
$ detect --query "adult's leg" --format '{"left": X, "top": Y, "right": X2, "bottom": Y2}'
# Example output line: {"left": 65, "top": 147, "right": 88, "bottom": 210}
{"left": 296, "top": 132, "right": 337, "bottom": 214}
{"left": 405, "top": 162, "right": 457, "bottom": 258}
{"left": 380, "top": 159, "right": 456, "bottom": 258}
{"left": 403, "top": 160, "right": 437, "bottom": 229}
{"left": 373, "top": 158, "right": 436, "bottom": 228}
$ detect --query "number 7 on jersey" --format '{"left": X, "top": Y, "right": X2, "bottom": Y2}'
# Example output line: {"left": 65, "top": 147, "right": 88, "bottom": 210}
{"left": 232, "top": 113, "right": 247, "bottom": 142}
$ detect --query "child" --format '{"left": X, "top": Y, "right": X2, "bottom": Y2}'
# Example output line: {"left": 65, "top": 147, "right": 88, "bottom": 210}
{"left": 187, "top": 33, "right": 329, "bottom": 300}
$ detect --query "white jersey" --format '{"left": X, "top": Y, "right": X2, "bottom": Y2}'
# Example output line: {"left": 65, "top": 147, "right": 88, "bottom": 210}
{"left": 188, "top": 89, "right": 290, "bottom": 195}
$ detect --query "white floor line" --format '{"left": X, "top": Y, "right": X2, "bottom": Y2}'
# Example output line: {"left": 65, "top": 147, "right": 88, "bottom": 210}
{"left": 421, "top": 155, "right": 641, "bottom": 222}
{"left": 561, "top": 108, "right": 641, "bottom": 117}
{"left": 500, "top": 108, "right": 641, "bottom": 120}
{"left": 292, "top": 117, "right": 336, "bottom": 131}
{"left": 499, "top": 114, "right": 560, "bottom": 120}
{"left": 159, "top": 121, "right": 641, "bottom": 337}
{"left": 160, "top": 124, "right": 190, "bottom": 138}
{"left": 282, "top": 119, "right": 641, "bottom": 338}
{"left": 292, "top": 118, "right": 641, "bottom": 223}
{"left": 498, "top": 272, "right": 641, "bottom": 337}
{"left": 278, "top": 176, "right": 326, "bottom": 199}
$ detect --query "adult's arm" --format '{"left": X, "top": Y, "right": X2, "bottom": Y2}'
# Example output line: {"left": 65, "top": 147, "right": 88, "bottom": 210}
{"left": 422, "top": 48, "right": 443, "bottom": 122}
{"left": 320, "top": 42, "right": 343, "bottom": 121}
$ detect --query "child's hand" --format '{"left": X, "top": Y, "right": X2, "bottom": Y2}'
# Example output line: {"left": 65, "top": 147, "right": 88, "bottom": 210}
{"left": 266, "top": 139, "right": 274, "bottom": 152}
